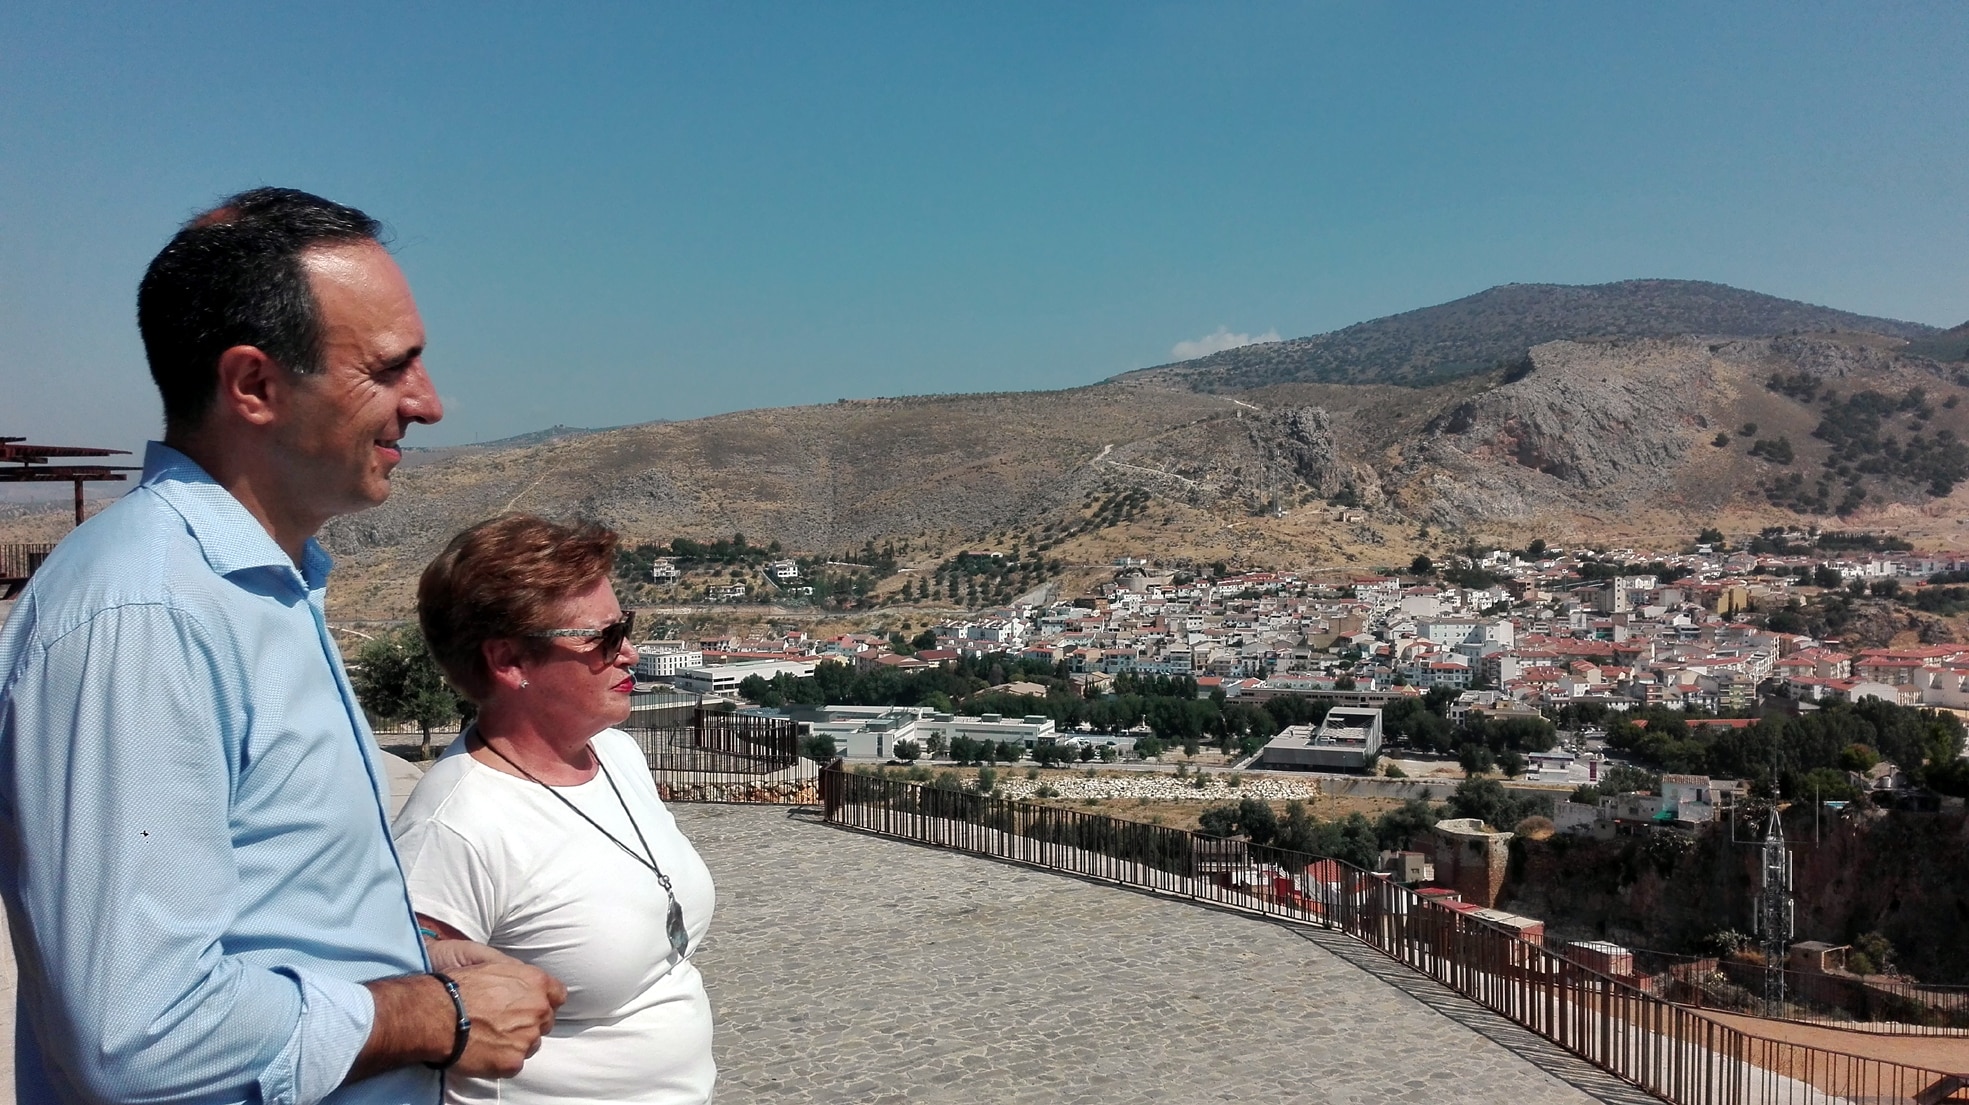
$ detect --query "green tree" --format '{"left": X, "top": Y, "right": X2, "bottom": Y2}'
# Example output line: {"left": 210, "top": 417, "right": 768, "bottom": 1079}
{"left": 1851, "top": 931, "right": 1896, "bottom": 976}
{"left": 1237, "top": 796, "right": 1278, "bottom": 845}
{"left": 1445, "top": 777, "right": 1551, "bottom": 829}
{"left": 1836, "top": 743, "right": 1879, "bottom": 773}
{"left": 800, "top": 734, "right": 838, "bottom": 762}
{"left": 893, "top": 738, "right": 921, "bottom": 763}
{"left": 737, "top": 673, "right": 779, "bottom": 706}
{"left": 1795, "top": 766, "right": 1859, "bottom": 803}
{"left": 352, "top": 627, "right": 470, "bottom": 758}
{"left": 1496, "top": 748, "right": 1528, "bottom": 778}
{"left": 1197, "top": 803, "right": 1240, "bottom": 839}
{"left": 1599, "top": 763, "right": 1660, "bottom": 796}
{"left": 1372, "top": 799, "right": 1439, "bottom": 851}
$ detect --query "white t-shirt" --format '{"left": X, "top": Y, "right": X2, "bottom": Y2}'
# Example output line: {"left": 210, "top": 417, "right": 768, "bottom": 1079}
{"left": 393, "top": 728, "right": 717, "bottom": 1105}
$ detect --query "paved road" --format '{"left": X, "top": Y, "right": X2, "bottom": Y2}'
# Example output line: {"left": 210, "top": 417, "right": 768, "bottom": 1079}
{"left": 680, "top": 803, "right": 1621, "bottom": 1105}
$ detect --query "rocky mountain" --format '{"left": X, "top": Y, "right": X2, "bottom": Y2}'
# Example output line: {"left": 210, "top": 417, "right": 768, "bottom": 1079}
{"left": 284, "top": 328, "right": 1969, "bottom": 618}
{"left": 1121, "top": 280, "right": 1938, "bottom": 391}
{"left": 7, "top": 282, "right": 1963, "bottom": 622}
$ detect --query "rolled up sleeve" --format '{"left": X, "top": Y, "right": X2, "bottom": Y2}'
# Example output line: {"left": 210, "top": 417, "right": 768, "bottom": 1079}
{"left": 3, "top": 603, "right": 370, "bottom": 1105}
{"left": 279, "top": 969, "right": 376, "bottom": 1105}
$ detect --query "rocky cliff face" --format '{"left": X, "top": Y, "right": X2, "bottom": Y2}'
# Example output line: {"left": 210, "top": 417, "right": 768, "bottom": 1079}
{"left": 1502, "top": 808, "right": 1969, "bottom": 985}
{"left": 1384, "top": 334, "right": 1968, "bottom": 527}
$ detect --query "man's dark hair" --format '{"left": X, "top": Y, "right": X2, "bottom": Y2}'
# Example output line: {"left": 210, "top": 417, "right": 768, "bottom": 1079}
{"left": 137, "top": 188, "right": 385, "bottom": 431}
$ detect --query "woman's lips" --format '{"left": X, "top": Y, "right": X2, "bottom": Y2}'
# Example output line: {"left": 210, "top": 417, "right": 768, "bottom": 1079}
{"left": 613, "top": 675, "right": 636, "bottom": 693}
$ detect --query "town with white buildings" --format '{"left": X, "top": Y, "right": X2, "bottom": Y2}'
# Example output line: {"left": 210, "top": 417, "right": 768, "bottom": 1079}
{"left": 636, "top": 537, "right": 1969, "bottom": 728}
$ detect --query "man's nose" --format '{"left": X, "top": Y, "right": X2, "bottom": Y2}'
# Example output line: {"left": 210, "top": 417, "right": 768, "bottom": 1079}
{"left": 403, "top": 361, "right": 443, "bottom": 425}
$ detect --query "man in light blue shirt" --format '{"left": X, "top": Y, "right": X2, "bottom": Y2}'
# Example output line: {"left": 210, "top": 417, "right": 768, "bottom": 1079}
{"left": 0, "top": 189, "right": 564, "bottom": 1104}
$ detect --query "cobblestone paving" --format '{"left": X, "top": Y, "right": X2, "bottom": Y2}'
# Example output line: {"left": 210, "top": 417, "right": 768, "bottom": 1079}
{"left": 680, "top": 804, "right": 1610, "bottom": 1105}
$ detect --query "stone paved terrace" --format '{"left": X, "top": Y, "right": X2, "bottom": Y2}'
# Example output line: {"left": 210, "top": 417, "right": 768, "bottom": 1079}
{"left": 0, "top": 800, "right": 1654, "bottom": 1105}
{"left": 682, "top": 803, "right": 1653, "bottom": 1105}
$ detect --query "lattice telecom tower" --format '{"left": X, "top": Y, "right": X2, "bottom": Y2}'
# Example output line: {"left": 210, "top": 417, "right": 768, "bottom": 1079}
{"left": 1752, "top": 808, "right": 1794, "bottom": 1013}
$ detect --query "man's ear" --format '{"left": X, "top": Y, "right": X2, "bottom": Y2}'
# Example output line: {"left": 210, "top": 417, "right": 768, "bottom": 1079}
{"left": 212, "top": 345, "right": 285, "bottom": 427}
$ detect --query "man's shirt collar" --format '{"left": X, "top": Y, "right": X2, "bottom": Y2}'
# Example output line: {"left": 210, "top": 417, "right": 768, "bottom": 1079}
{"left": 140, "top": 441, "right": 334, "bottom": 590}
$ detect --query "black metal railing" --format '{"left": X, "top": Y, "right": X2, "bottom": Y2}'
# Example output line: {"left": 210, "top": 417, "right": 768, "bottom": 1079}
{"left": 1, "top": 543, "right": 55, "bottom": 582}
{"left": 618, "top": 705, "right": 795, "bottom": 783}
{"left": 819, "top": 764, "right": 1965, "bottom": 1105}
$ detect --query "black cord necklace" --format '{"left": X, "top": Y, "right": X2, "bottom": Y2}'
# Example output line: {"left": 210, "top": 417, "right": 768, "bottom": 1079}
{"left": 478, "top": 733, "right": 692, "bottom": 960}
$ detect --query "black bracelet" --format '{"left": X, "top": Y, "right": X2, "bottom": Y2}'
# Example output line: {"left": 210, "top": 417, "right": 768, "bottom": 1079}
{"left": 425, "top": 971, "right": 472, "bottom": 1070}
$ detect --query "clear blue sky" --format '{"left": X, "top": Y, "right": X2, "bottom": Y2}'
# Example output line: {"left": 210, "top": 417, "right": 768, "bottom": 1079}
{"left": 4, "top": 1, "right": 1966, "bottom": 459}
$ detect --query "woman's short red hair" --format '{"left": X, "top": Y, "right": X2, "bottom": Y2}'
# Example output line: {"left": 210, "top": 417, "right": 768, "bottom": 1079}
{"left": 417, "top": 513, "right": 620, "bottom": 701}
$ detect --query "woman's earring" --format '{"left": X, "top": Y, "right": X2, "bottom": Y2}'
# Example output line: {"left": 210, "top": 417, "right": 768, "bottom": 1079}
{"left": 519, "top": 680, "right": 530, "bottom": 689}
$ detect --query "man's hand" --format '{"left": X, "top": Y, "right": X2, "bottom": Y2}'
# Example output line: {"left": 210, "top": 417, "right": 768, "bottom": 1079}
{"left": 350, "top": 961, "right": 566, "bottom": 1085}
{"left": 448, "top": 959, "right": 567, "bottom": 1078}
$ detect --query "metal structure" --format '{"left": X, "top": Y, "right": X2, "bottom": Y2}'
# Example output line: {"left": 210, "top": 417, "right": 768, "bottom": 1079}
{"left": 625, "top": 709, "right": 799, "bottom": 776}
{"left": 1754, "top": 808, "right": 1795, "bottom": 1015}
{"left": 0, "top": 543, "right": 57, "bottom": 600}
{"left": 819, "top": 764, "right": 1966, "bottom": 1105}
{"left": 1, "top": 438, "right": 138, "bottom": 527}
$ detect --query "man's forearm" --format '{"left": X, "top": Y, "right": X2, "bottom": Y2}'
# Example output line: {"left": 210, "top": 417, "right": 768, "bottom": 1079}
{"left": 347, "top": 959, "right": 566, "bottom": 1086}
{"left": 348, "top": 974, "right": 455, "bottom": 1084}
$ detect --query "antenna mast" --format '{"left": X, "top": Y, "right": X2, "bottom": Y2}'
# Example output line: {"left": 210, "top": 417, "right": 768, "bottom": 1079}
{"left": 1753, "top": 807, "right": 1794, "bottom": 1014}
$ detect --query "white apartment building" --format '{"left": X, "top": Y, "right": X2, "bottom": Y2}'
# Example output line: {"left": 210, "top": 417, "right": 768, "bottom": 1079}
{"left": 808, "top": 712, "right": 920, "bottom": 759}
{"left": 635, "top": 645, "right": 704, "bottom": 679}
{"left": 673, "top": 658, "right": 818, "bottom": 696}
{"left": 1415, "top": 617, "right": 1516, "bottom": 657}
{"left": 914, "top": 712, "right": 1058, "bottom": 749}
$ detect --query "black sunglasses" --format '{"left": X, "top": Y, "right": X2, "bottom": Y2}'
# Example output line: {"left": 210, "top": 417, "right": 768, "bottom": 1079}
{"left": 527, "top": 611, "right": 636, "bottom": 655}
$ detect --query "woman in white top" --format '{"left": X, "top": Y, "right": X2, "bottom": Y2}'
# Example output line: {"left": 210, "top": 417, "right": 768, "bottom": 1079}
{"left": 394, "top": 514, "right": 716, "bottom": 1105}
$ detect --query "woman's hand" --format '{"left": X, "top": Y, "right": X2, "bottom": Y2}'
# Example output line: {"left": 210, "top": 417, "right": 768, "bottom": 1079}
{"left": 417, "top": 912, "right": 504, "bottom": 972}
{"left": 429, "top": 937, "right": 514, "bottom": 972}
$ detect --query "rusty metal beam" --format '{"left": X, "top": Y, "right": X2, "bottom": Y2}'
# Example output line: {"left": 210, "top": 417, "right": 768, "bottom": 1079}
{"left": 0, "top": 441, "right": 132, "bottom": 464}
{"left": 0, "top": 467, "right": 137, "bottom": 482}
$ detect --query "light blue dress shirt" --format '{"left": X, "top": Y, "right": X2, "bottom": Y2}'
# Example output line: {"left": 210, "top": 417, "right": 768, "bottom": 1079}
{"left": 0, "top": 444, "right": 435, "bottom": 1105}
